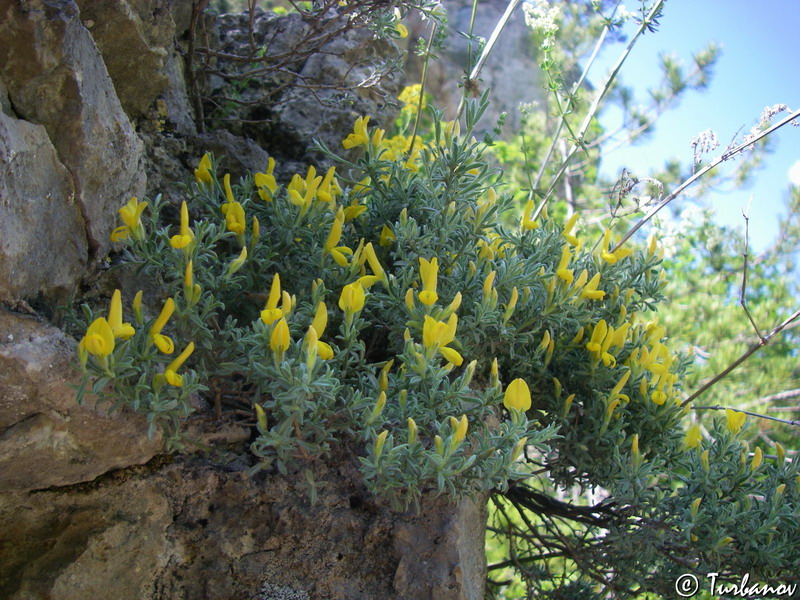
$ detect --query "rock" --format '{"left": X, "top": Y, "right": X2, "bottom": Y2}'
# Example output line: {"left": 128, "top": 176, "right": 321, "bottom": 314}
{"left": 0, "top": 451, "right": 487, "bottom": 600}
{"left": 205, "top": 10, "right": 404, "bottom": 164}
{"left": 0, "top": 310, "right": 162, "bottom": 493}
{"left": 405, "top": 0, "right": 542, "bottom": 135}
{"left": 74, "top": 0, "right": 172, "bottom": 119}
{"left": 0, "top": 0, "right": 146, "bottom": 276}
{"left": 0, "top": 112, "right": 87, "bottom": 304}
{"left": 74, "top": 0, "right": 197, "bottom": 133}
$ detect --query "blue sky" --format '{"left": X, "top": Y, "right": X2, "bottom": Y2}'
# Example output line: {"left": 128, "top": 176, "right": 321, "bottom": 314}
{"left": 592, "top": 0, "right": 800, "bottom": 249}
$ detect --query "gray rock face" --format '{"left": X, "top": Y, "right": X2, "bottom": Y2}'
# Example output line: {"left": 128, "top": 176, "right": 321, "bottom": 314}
{"left": 0, "top": 310, "right": 163, "bottom": 493}
{"left": 0, "top": 0, "right": 146, "bottom": 301}
{"left": 406, "top": 0, "right": 542, "bottom": 134}
{"left": 205, "top": 10, "right": 404, "bottom": 163}
{"left": 0, "top": 113, "right": 87, "bottom": 303}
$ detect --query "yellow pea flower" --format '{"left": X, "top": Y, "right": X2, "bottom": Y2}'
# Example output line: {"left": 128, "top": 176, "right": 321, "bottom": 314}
{"left": 270, "top": 318, "right": 290, "bottom": 357}
{"left": 342, "top": 115, "right": 370, "bottom": 149}
{"left": 254, "top": 157, "right": 277, "bottom": 202}
{"left": 750, "top": 447, "right": 763, "bottom": 472}
{"left": 452, "top": 414, "right": 468, "bottom": 445}
{"left": 170, "top": 201, "right": 194, "bottom": 250}
{"left": 311, "top": 301, "right": 334, "bottom": 360}
{"left": 149, "top": 298, "right": 175, "bottom": 354}
{"left": 80, "top": 317, "right": 115, "bottom": 357}
{"left": 600, "top": 229, "right": 633, "bottom": 264}
{"left": 556, "top": 245, "right": 574, "bottom": 284}
{"left": 684, "top": 424, "right": 702, "bottom": 449}
{"left": 260, "top": 274, "right": 284, "bottom": 325}
{"left": 221, "top": 200, "right": 246, "bottom": 236}
{"left": 194, "top": 153, "right": 213, "bottom": 185}
{"left": 562, "top": 212, "right": 580, "bottom": 246}
{"left": 580, "top": 272, "right": 605, "bottom": 300}
{"left": 317, "top": 166, "right": 338, "bottom": 204}
{"left": 111, "top": 197, "right": 148, "bottom": 242}
{"left": 339, "top": 282, "right": 366, "bottom": 314}
{"left": 504, "top": 378, "right": 532, "bottom": 411}
{"left": 422, "top": 314, "right": 463, "bottom": 366}
{"left": 108, "top": 289, "right": 135, "bottom": 340}
{"left": 725, "top": 408, "right": 746, "bottom": 434}
{"left": 163, "top": 342, "right": 195, "bottom": 387}
{"left": 418, "top": 257, "right": 439, "bottom": 306}
{"left": 521, "top": 199, "right": 539, "bottom": 231}
{"left": 325, "top": 207, "right": 352, "bottom": 267}
{"left": 482, "top": 270, "right": 496, "bottom": 302}
{"left": 379, "top": 225, "right": 395, "bottom": 246}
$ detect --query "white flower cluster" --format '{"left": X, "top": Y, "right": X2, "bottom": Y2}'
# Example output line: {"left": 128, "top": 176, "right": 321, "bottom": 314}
{"left": 523, "top": 0, "right": 561, "bottom": 36}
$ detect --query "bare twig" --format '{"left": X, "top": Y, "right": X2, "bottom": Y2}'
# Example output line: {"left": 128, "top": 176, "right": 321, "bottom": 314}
{"left": 613, "top": 107, "right": 800, "bottom": 252}
{"left": 681, "top": 305, "right": 800, "bottom": 407}
{"left": 740, "top": 197, "right": 765, "bottom": 341}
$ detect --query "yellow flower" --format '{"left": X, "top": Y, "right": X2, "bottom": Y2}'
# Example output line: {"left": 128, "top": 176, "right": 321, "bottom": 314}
{"left": 163, "top": 342, "right": 195, "bottom": 387}
{"left": 422, "top": 314, "right": 463, "bottom": 366}
{"left": 452, "top": 414, "right": 468, "bottom": 445}
{"left": 580, "top": 272, "right": 605, "bottom": 300}
{"left": 418, "top": 257, "right": 439, "bottom": 306}
{"left": 149, "top": 298, "right": 175, "bottom": 354}
{"left": 80, "top": 317, "right": 115, "bottom": 357}
{"left": 504, "top": 378, "right": 532, "bottom": 411}
{"left": 221, "top": 200, "right": 246, "bottom": 235}
{"left": 317, "top": 166, "right": 339, "bottom": 204}
{"left": 600, "top": 229, "right": 633, "bottom": 264}
{"left": 342, "top": 115, "right": 370, "bottom": 150}
{"left": 260, "top": 274, "right": 284, "bottom": 325}
{"left": 562, "top": 212, "right": 580, "bottom": 246}
{"left": 750, "top": 447, "right": 763, "bottom": 472}
{"left": 725, "top": 408, "right": 746, "bottom": 434}
{"left": 379, "top": 225, "right": 396, "bottom": 246}
{"left": 684, "top": 424, "right": 702, "bottom": 449}
{"left": 325, "top": 207, "right": 352, "bottom": 267}
{"left": 556, "top": 245, "right": 573, "bottom": 284}
{"left": 254, "top": 157, "right": 277, "bottom": 201}
{"left": 111, "top": 197, "right": 148, "bottom": 242}
{"left": 270, "top": 318, "right": 291, "bottom": 354}
{"left": 339, "top": 282, "right": 366, "bottom": 314}
{"left": 521, "top": 199, "right": 539, "bottom": 231}
{"left": 398, "top": 84, "right": 425, "bottom": 118}
{"left": 311, "top": 302, "right": 334, "bottom": 360}
{"left": 108, "top": 289, "right": 135, "bottom": 339}
{"left": 170, "top": 201, "right": 194, "bottom": 250}
{"left": 194, "top": 153, "right": 213, "bottom": 185}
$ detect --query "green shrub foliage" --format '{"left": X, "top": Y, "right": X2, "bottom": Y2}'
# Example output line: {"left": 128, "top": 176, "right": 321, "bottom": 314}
{"left": 74, "top": 94, "right": 800, "bottom": 594}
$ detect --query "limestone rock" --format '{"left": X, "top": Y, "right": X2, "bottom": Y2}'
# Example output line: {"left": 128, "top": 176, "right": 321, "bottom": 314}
{"left": 0, "top": 0, "right": 146, "bottom": 273}
{"left": 406, "top": 0, "right": 542, "bottom": 135}
{"left": 0, "top": 113, "right": 87, "bottom": 304}
{"left": 74, "top": 0, "right": 196, "bottom": 133}
{"left": 0, "top": 310, "right": 162, "bottom": 493}
{"left": 206, "top": 10, "right": 403, "bottom": 164}
{"left": 0, "top": 451, "right": 487, "bottom": 600}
